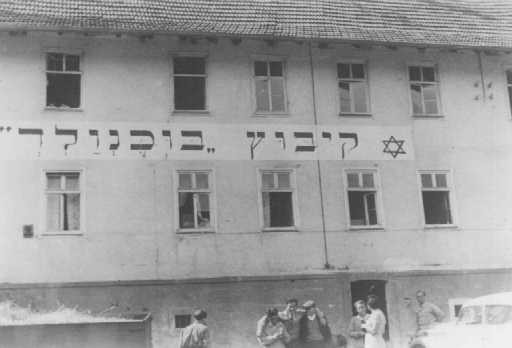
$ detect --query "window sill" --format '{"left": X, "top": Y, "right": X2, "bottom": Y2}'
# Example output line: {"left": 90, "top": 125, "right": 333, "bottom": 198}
{"left": 252, "top": 112, "right": 290, "bottom": 118}
{"left": 262, "top": 226, "right": 298, "bottom": 232}
{"left": 424, "top": 224, "right": 458, "bottom": 230}
{"left": 40, "top": 231, "right": 84, "bottom": 236}
{"left": 172, "top": 110, "right": 211, "bottom": 116}
{"left": 176, "top": 229, "right": 215, "bottom": 234}
{"left": 348, "top": 226, "right": 385, "bottom": 232}
{"left": 412, "top": 114, "right": 445, "bottom": 118}
{"left": 339, "top": 112, "right": 372, "bottom": 117}
{"left": 44, "top": 107, "right": 83, "bottom": 112}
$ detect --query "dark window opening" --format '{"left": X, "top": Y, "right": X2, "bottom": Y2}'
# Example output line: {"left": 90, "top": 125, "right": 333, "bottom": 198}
{"left": 422, "top": 191, "right": 452, "bottom": 225}
{"left": 263, "top": 192, "right": 294, "bottom": 228}
{"left": 173, "top": 57, "right": 206, "bottom": 110}
{"left": 47, "top": 74, "right": 81, "bottom": 108}
{"left": 348, "top": 191, "right": 378, "bottom": 226}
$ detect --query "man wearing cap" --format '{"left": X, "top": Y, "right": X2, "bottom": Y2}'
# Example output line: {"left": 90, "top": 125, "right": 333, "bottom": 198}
{"left": 279, "top": 298, "right": 305, "bottom": 348}
{"left": 179, "top": 309, "right": 210, "bottom": 348}
{"left": 299, "top": 300, "right": 331, "bottom": 348}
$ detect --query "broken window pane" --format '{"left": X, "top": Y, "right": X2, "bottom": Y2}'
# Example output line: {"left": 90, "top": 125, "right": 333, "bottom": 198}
{"left": 174, "top": 76, "right": 205, "bottom": 110}
{"left": 337, "top": 63, "right": 350, "bottom": 79}
{"left": 46, "top": 73, "right": 81, "bottom": 108}
{"left": 179, "top": 192, "right": 195, "bottom": 228}
{"left": 173, "top": 57, "right": 205, "bottom": 74}
{"left": 263, "top": 192, "right": 294, "bottom": 227}
{"left": 423, "top": 191, "right": 452, "bottom": 224}
{"left": 254, "top": 61, "right": 268, "bottom": 76}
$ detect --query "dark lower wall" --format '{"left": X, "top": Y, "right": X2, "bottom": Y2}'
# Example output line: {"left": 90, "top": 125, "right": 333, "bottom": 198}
{"left": 1, "top": 269, "right": 511, "bottom": 348}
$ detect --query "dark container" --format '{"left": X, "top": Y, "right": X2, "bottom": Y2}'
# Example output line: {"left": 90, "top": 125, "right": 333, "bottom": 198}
{"left": 0, "top": 313, "right": 151, "bottom": 348}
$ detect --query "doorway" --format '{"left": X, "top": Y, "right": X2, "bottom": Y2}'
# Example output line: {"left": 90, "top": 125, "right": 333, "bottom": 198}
{"left": 350, "top": 279, "right": 389, "bottom": 340}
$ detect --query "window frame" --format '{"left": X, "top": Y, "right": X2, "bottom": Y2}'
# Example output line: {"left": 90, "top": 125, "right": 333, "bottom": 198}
{"left": 337, "top": 61, "right": 371, "bottom": 116}
{"left": 44, "top": 50, "right": 83, "bottom": 110}
{"left": 418, "top": 170, "right": 457, "bottom": 228}
{"left": 174, "top": 169, "right": 216, "bottom": 234}
{"left": 252, "top": 57, "right": 288, "bottom": 116}
{"left": 407, "top": 63, "right": 443, "bottom": 117}
{"left": 41, "top": 168, "right": 85, "bottom": 236}
{"left": 257, "top": 168, "right": 299, "bottom": 231}
{"left": 343, "top": 169, "right": 385, "bottom": 230}
{"left": 171, "top": 52, "right": 209, "bottom": 114}
{"left": 505, "top": 67, "right": 512, "bottom": 118}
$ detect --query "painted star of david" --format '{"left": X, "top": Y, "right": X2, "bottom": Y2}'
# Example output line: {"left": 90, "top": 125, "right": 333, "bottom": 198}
{"left": 382, "top": 136, "right": 406, "bottom": 158}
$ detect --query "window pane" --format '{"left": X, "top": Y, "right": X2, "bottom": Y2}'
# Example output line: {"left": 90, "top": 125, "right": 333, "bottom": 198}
{"left": 179, "top": 192, "right": 195, "bottom": 228}
{"left": 174, "top": 76, "right": 206, "bottom": 110}
{"left": 173, "top": 57, "right": 205, "bottom": 74}
{"left": 337, "top": 63, "right": 350, "bottom": 78}
{"left": 423, "top": 191, "right": 452, "bottom": 224}
{"left": 421, "top": 174, "right": 433, "bottom": 188}
{"left": 196, "top": 173, "right": 209, "bottom": 189}
{"left": 262, "top": 173, "right": 274, "bottom": 189}
{"left": 46, "top": 194, "right": 61, "bottom": 231}
{"left": 365, "top": 193, "right": 378, "bottom": 225}
{"left": 347, "top": 173, "right": 359, "bottom": 188}
{"left": 348, "top": 191, "right": 366, "bottom": 225}
{"left": 268, "top": 192, "right": 294, "bottom": 227}
{"left": 255, "top": 79, "right": 270, "bottom": 112}
{"left": 423, "top": 85, "right": 439, "bottom": 114}
{"left": 47, "top": 174, "right": 62, "bottom": 190}
{"left": 509, "top": 86, "right": 512, "bottom": 112}
{"left": 65, "top": 193, "right": 80, "bottom": 230}
{"left": 197, "top": 193, "right": 211, "bottom": 228}
{"left": 409, "top": 66, "right": 421, "bottom": 81}
{"left": 339, "top": 82, "right": 351, "bottom": 113}
{"left": 507, "top": 70, "right": 512, "bottom": 85}
{"left": 410, "top": 84, "right": 423, "bottom": 114}
{"left": 65, "top": 55, "right": 80, "bottom": 71}
{"left": 486, "top": 305, "right": 512, "bottom": 325}
{"left": 459, "top": 306, "right": 482, "bottom": 325}
{"left": 422, "top": 67, "right": 435, "bottom": 82}
{"left": 46, "top": 74, "right": 81, "bottom": 108}
{"left": 269, "top": 61, "right": 283, "bottom": 76}
{"left": 362, "top": 173, "right": 374, "bottom": 188}
{"left": 262, "top": 192, "right": 271, "bottom": 227}
{"left": 254, "top": 61, "right": 268, "bottom": 76}
{"left": 352, "top": 81, "right": 368, "bottom": 113}
{"left": 277, "top": 173, "right": 290, "bottom": 188}
{"left": 46, "top": 53, "right": 63, "bottom": 71}
{"left": 65, "top": 173, "right": 80, "bottom": 190}
{"left": 179, "top": 173, "right": 192, "bottom": 189}
{"left": 435, "top": 173, "right": 447, "bottom": 188}
{"left": 352, "top": 64, "right": 365, "bottom": 79}
{"left": 270, "top": 78, "right": 285, "bottom": 111}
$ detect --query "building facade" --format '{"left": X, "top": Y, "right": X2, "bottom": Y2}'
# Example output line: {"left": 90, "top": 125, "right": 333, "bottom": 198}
{"left": 1, "top": 1, "right": 512, "bottom": 347}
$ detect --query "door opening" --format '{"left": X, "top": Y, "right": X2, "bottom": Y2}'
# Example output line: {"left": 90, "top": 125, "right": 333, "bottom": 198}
{"left": 350, "top": 279, "right": 389, "bottom": 340}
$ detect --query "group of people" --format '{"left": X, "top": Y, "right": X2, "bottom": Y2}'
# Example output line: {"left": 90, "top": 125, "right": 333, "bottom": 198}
{"left": 256, "top": 295, "right": 386, "bottom": 348}
{"left": 178, "top": 289, "right": 445, "bottom": 348}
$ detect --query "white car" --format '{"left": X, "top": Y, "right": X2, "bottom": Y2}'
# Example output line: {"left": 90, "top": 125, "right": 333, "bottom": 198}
{"left": 410, "top": 292, "right": 512, "bottom": 348}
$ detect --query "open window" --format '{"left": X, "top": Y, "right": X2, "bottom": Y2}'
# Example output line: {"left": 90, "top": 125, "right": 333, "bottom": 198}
{"left": 420, "top": 171, "right": 453, "bottom": 225}
{"left": 177, "top": 170, "right": 214, "bottom": 232}
{"left": 260, "top": 170, "right": 296, "bottom": 229}
{"left": 46, "top": 52, "right": 82, "bottom": 108}
{"left": 346, "top": 170, "right": 382, "bottom": 228}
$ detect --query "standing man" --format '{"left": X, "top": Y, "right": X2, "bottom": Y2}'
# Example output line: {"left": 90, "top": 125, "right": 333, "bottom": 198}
{"left": 279, "top": 298, "right": 305, "bottom": 348}
{"left": 347, "top": 300, "right": 369, "bottom": 348}
{"left": 299, "top": 300, "right": 331, "bottom": 348}
{"left": 179, "top": 309, "right": 210, "bottom": 348}
{"left": 415, "top": 290, "right": 444, "bottom": 332}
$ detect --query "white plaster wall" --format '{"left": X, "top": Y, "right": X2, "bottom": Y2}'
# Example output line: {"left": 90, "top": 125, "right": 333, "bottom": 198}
{"left": 1, "top": 32, "right": 512, "bottom": 283}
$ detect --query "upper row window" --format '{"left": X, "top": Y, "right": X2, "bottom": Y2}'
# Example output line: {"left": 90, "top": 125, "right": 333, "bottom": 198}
{"left": 46, "top": 53, "right": 81, "bottom": 109}
{"left": 44, "top": 53, "right": 443, "bottom": 118}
